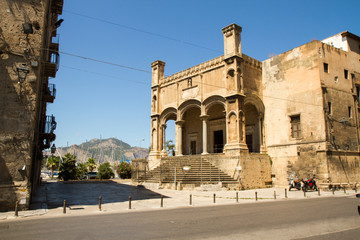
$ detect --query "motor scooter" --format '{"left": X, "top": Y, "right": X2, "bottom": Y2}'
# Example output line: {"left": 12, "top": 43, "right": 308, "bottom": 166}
{"left": 303, "top": 178, "right": 318, "bottom": 191}
{"left": 289, "top": 179, "right": 304, "bottom": 191}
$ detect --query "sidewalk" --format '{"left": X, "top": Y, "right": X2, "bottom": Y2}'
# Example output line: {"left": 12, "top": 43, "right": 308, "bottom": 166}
{"left": 1, "top": 179, "right": 357, "bottom": 221}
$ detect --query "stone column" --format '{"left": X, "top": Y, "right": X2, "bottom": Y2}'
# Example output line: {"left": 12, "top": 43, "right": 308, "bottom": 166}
{"left": 175, "top": 120, "right": 184, "bottom": 156}
{"left": 161, "top": 124, "right": 167, "bottom": 156}
{"left": 201, "top": 115, "right": 209, "bottom": 155}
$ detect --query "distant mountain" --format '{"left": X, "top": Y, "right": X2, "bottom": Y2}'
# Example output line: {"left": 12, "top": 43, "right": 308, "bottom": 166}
{"left": 53, "top": 138, "right": 148, "bottom": 164}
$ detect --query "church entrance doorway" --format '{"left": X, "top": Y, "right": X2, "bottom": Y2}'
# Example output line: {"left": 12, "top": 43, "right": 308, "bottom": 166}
{"left": 213, "top": 130, "right": 224, "bottom": 153}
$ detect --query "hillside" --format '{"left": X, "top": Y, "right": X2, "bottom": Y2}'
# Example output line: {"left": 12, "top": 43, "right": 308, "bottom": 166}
{"left": 53, "top": 138, "right": 148, "bottom": 164}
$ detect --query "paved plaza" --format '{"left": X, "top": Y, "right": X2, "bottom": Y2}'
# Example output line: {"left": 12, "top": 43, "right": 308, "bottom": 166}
{"left": 1, "top": 179, "right": 358, "bottom": 220}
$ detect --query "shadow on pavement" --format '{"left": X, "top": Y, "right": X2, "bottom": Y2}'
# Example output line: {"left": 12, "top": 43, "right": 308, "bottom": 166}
{"left": 32, "top": 180, "right": 168, "bottom": 210}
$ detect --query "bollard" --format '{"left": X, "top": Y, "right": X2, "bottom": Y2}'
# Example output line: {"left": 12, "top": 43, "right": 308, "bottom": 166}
{"left": 355, "top": 185, "right": 358, "bottom": 193}
{"left": 160, "top": 195, "right": 163, "bottom": 208}
{"left": 99, "top": 196, "right": 102, "bottom": 211}
{"left": 129, "top": 196, "right": 131, "bottom": 209}
{"left": 344, "top": 187, "right": 346, "bottom": 194}
{"left": 236, "top": 192, "right": 238, "bottom": 203}
{"left": 304, "top": 190, "right": 306, "bottom": 198}
{"left": 63, "top": 200, "right": 66, "bottom": 214}
{"left": 190, "top": 194, "right": 192, "bottom": 206}
{"left": 332, "top": 187, "right": 335, "bottom": 195}
{"left": 213, "top": 194, "right": 216, "bottom": 204}
{"left": 318, "top": 188, "right": 321, "bottom": 196}
{"left": 285, "top": 188, "right": 288, "bottom": 199}
{"left": 255, "top": 192, "right": 258, "bottom": 201}
{"left": 274, "top": 191, "right": 276, "bottom": 200}
{"left": 358, "top": 203, "right": 360, "bottom": 216}
{"left": 14, "top": 201, "right": 19, "bottom": 217}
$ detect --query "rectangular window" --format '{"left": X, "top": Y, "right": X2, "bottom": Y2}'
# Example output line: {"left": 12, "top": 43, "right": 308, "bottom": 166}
{"left": 323, "top": 63, "right": 329, "bottom": 73}
{"left": 290, "top": 115, "right": 301, "bottom": 138}
{"left": 344, "top": 69, "right": 349, "bottom": 79}
{"left": 357, "top": 85, "right": 360, "bottom": 105}
{"left": 348, "top": 106, "right": 352, "bottom": 118}
{"left": 328, "top": 102, "right": 332, "bottom": 114}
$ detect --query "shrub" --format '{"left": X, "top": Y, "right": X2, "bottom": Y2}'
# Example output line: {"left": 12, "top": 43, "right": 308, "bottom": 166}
{"left": 98, "top": 162, "right": 115, "bottom": 179}
{"left": 77, "top": 162, "right": 88, "bottom": 179}
{"left": 116, "top": 162, "right": 132, "bottom": 179}
{"left": 58, "top": 153, "right": 78, "bottom": 181}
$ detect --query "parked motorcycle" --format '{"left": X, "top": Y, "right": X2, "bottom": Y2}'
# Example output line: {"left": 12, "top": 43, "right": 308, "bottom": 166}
{"left": 303, "top": 178, "right": 318, "bottom": 191}
{"left": 289, "top": 179, "right": 304, "bottom": 191}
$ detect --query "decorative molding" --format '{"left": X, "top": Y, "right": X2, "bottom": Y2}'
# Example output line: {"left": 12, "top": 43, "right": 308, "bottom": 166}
{"left": 160, "top": 56, "right": 225, "bottom": 85}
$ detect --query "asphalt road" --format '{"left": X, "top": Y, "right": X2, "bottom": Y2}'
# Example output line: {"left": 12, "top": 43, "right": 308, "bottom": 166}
{"left": 1, "top": 196, "right": 359, "bottom": 240}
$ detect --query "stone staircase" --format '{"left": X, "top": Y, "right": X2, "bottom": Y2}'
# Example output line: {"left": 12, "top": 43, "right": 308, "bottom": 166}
{"left": 138, "top": 155, "right": 238, "bottom": 186}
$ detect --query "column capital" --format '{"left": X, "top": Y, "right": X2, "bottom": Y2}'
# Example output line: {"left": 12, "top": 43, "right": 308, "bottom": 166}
{"left": 200, "top": 115, "right": 209, "bottom": 121}
{"left": 175, "top": 120, "right": 184, "bottom": 126}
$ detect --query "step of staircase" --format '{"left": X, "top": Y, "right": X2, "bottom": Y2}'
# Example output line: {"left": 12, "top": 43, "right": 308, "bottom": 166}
{"left": 138, "top": 156, "right": 238, "bottom": 185}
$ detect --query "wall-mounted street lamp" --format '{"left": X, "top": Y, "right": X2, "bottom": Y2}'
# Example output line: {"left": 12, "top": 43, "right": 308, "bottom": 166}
{"left": 16, "top": 65, "right": 29, "bottom": 97}
{"left": 51, "top": 144, "right": 56, "bottom": 154}
{"left": 17, "top": 65, "right": 29, "bottom": 84}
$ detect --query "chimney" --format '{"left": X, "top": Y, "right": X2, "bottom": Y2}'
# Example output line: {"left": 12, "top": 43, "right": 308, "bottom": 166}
{"left": 222, "top": 24, "right": 242, "bottom": 59}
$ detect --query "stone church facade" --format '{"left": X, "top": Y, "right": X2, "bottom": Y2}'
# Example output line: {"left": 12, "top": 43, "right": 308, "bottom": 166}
{"left": 149, "top": 23, "right": 360, "bottom": 187}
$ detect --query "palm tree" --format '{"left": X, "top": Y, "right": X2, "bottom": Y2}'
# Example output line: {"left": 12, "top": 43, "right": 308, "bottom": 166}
{"left": 46, "top": 156, "right": 59, "bottom": 179}
{"left": 87, "top": 158, "right": 97, "bottom": 172}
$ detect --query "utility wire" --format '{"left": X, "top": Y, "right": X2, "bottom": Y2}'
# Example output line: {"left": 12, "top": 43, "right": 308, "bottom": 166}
{"left": 63, "top": 10, "right": 222, "bottom": 54}
{"left": 59, "top": 51, "right": 152, "bottom": 74}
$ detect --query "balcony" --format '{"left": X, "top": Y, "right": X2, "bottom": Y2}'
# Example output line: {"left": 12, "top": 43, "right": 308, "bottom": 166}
{"left": 43, "top": 83, "right": 56, "bottom": 103}
{"left": 44, "top": 52, "right": 60, "bottom": 77}
{"left": 39, "top": 115, "right": 56, "bottom": 149}
{"left": 51, "top": 0, "right": 64, "bottom": 15}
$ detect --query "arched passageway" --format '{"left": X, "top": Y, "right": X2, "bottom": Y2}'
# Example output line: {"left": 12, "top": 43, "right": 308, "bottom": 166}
{"left": 207, "top": 103, "right": 226, "bottom": 153}
{"left": 182, "top": 107, "right": 202, "bottom": 155}
{"left": 244, "top": 103, "right": 261, "bottom": 153}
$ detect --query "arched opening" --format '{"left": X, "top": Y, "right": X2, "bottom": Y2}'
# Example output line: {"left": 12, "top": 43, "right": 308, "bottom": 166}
{"left": 182, "top": 107, "right": 201, "bottom": 155}
{"left": 207, "top": 103, "right": 226, "bottom": 153}
{"left": 165, "top": 119, "right": 175, "bottom": 156}
{"left": 244, "top": 103, "right": 260, "bottom": 153}
{"left": 159, "top": 108, "right": 177, "bottom": 156}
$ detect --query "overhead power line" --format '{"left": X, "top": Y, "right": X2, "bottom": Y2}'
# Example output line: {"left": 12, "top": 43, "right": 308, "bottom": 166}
{"left": 63, "top": 10, "right": 222, "bottom": 54}
{"left": 59, "top": 51, "right": 152, "bottom": 74}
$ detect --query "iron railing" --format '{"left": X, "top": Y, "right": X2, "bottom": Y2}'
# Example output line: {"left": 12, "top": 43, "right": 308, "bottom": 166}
{"left": 44, "top": 115, "right": 56, "bottom": 134}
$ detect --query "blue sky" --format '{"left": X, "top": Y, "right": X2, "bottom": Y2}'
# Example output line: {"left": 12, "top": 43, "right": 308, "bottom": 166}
{"left": 49, "top": 0, "right": 360, "bottom": 148}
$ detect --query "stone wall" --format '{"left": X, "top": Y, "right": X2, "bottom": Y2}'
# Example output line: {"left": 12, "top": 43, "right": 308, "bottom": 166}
{"left": 207, "top": 153, "right": 272, "bottom": 189}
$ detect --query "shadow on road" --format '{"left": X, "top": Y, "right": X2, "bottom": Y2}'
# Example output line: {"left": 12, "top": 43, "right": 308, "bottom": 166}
{"left": 32, "top": 180, "right": 168, "bottom": 210}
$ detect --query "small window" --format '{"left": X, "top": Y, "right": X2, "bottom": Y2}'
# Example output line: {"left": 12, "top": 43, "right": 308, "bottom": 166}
{"left": 357, "top": 85, "right": 360, "bottom": 105}
{"left": 344, "top": 69, "right": 349, "bottom": 79}
{"left": 187, "top": 78, "right": 192, "bottom": 88}
{"left": 323, "top": 63, "right": 329, "bottom": 73}
{"left": 348, "top": 106, "right": 352, "bottom": 118}
{"left": 290, "top": 115, "right": 301, "bottom": 138}
{"left": 328, "top": 102, "right": 332, "bottom": 115}
{"left": 334, "top": 76, "right": 338, "bottom": 83}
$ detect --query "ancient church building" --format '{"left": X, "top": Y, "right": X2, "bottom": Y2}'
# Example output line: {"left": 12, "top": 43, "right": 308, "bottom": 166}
{"left": 150, "top": 24, "right": 264, "bottom": 158}
{"left": 147, "top": 23, "right": 360, "bottom": 188}
{"left": 148, "top": 24, "right": 271, "bottom": 188}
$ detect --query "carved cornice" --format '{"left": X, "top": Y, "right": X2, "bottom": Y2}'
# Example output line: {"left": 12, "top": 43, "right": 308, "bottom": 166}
{"left": 222, "top": 24, "right": 242, "bottom": 36}
{"left": 160, "top": 55, "right": 225, "bottom": 85}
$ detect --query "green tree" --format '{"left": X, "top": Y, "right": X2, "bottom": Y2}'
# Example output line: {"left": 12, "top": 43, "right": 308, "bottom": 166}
{"left": 87, "top": 158, "right": 97, "bottom": 172}
{"left": 116, "top": 162, "right": 132, "bottom": 179}
{"left": 46, "top": 156, "right": 59, "bottom": 179}
{"left": 165, "top": 140, "right": 175, "bottom": 156}
{"left": 58, "top": 153, "right": 78, "bottom": 181}
{"left": 97, "top": 162, "right": 114, "bottom": 179}
{"left": 77, "top": 162, "right": 88, "bottom": 179}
